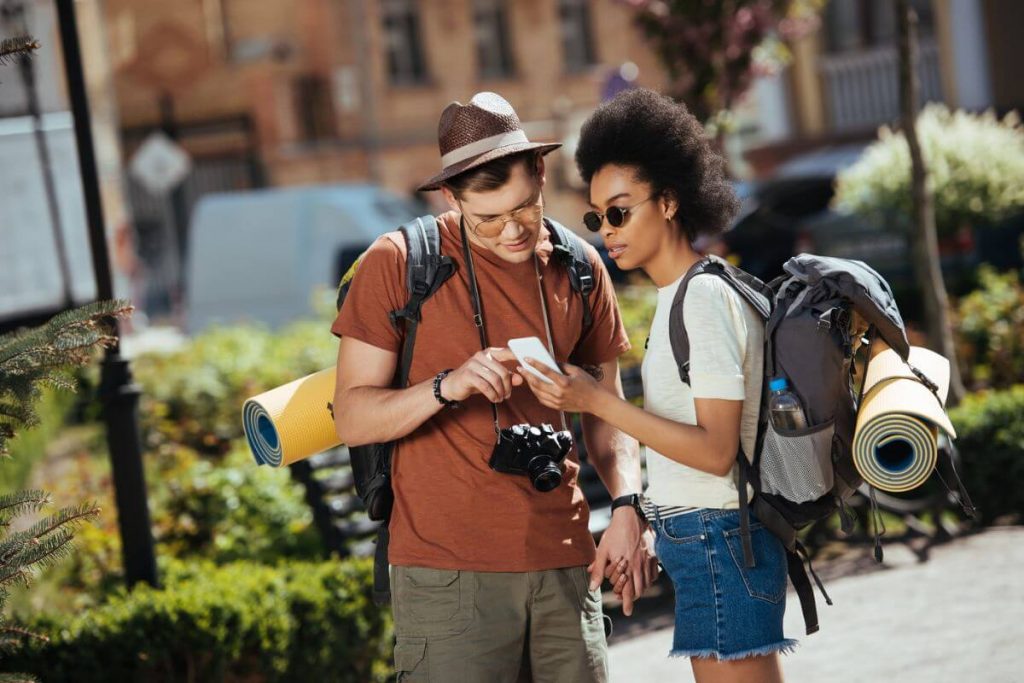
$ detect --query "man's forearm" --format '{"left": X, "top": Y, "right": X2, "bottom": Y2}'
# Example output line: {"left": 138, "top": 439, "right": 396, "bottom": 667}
{"left": 335, "top": 378, "right": 443, "bottom": 446}
{"left": 581, "top": 413, "right": 642, "bottom": 498}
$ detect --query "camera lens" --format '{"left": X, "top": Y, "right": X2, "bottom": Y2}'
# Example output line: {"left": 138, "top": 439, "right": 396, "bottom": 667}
{"left": 527, "top": 455, "right": 562, "bottom": 492}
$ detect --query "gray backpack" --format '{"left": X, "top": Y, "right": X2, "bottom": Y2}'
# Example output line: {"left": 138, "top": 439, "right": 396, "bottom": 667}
{"left": 669, "top": 254, "right": 975, "bottom": 634}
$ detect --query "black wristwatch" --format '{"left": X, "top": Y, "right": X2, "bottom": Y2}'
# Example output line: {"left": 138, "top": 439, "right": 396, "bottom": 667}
{"left": 611, "top": 494, "right": 646, "bottom": 523}
{"left": 433, "top": 369, "right": 460, "bottom": 408}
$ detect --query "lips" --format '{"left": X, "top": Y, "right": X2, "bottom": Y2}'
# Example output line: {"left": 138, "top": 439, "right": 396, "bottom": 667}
{"left": 606, "top": 243, "right": 627, "bottom": 259}
{"left": 504, "top": 236, "right": 531, "bottom": 252}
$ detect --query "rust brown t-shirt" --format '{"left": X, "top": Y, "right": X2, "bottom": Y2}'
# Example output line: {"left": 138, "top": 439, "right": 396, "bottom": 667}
{"left": 332, "top": 211, "right": 630, "bottom": 571}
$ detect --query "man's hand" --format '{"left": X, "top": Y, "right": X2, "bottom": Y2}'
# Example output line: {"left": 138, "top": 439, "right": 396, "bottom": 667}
{"left": 441, "top": 348, "right": 522, "bottom": 403}
{"left": 588, "top": 507, "right": 643, "bottom": 615}
{"left": 609, "top": 527, "right": 659, "bottom": 606}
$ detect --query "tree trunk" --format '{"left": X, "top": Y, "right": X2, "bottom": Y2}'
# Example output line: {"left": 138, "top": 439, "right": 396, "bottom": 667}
{"left": 897, "top": 0, "right": 965, "bottom": 405}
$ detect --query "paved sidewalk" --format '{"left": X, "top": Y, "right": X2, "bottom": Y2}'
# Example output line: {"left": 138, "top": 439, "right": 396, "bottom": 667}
{"left": 608, "top": 527, "right": 1023, "bottom": 682}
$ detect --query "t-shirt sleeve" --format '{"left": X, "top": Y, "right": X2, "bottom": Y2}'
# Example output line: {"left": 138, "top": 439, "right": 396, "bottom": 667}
{"left": 683, "top": 275, "right": 748, "bottom": 400}
{"left": 330, "top": 234, "right": 406, "bottom": 353}
{"left": 570, "top": 244, "right": 631, "bottom": 366}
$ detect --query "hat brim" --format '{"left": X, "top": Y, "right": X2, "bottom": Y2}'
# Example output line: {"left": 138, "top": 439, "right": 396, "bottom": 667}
{"left": 417, "top": 142, "right": 561, "bottom": 192}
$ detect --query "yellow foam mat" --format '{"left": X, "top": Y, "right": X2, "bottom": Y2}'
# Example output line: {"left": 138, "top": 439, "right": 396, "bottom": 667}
{"left": 243, "top": 367, "right": 339, "bottom": 467}
{"left": 852, "top": 344, "right": 954, "bottom": 492}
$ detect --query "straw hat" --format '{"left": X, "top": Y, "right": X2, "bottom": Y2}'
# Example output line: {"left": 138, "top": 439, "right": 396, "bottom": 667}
{"left": 417, "top": 92, "right": 561, "bottom": 192}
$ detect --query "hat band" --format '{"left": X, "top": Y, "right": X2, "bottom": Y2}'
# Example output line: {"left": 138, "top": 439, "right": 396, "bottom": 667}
{"left": 440, "top": 130, "right": 530, "bottom": 168}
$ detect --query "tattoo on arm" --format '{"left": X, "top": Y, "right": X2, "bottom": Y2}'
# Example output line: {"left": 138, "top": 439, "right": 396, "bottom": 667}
{"left": 581, "top": 364, "right": 605, "bottom": 381}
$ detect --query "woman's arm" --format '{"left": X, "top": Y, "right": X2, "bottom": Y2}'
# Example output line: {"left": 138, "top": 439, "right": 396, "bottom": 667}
{"left": 521, "top": 360, "right": 740, "bottom": 477}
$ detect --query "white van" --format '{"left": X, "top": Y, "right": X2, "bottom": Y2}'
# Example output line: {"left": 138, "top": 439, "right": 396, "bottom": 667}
{"left": 185, "top": 184, "right": 426, "bottom": 332}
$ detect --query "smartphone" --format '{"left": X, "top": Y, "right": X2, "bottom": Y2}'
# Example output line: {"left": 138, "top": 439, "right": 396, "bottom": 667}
{"left": 508, "top": 337, "right": 563, "bottom": 384}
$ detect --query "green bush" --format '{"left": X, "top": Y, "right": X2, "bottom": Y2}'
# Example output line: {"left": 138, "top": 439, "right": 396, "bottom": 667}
{"left": 949, "top": 384, "right": 1024, "bottom": 523}
{"left": 615, "top": 283, "right": 657, "bottom": 371}
{"left": 954, "top": 266, "right": 1024, "bottom": 389}
{"left": 5, "top": 557, "right": 392, "bottom": 683}
{"left": 134, "top": 320, "right": 338, "bottom": 455}
{"left": 38, "top": 440, "right": 323, "bottom": 602}
{"left": 152, "top": 443, "right": 322, "bottom": 564}
{"left": 833, "top": 104, "right": 1024, "bottom": 237}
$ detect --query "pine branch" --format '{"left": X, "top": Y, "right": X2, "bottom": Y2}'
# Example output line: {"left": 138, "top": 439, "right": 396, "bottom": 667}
{"left": 0, "top": 673, "right": 38, "bottom": 683}
{"left": 0, "top": 503, "right": 97, "bottom": 573}
{"left": 23, "top": 502, "right": 99, "bottom": 541}
{"left": 0, "top": 490, "right": 49, "bottom": 528}
{"left": 0, "top": 626, "right": 47, "bottom": 645}
{"left": 9, "top": 529, "right": 77, "bottom": 575}
{"left": 0, "top": 36, "right": 39, "bottom": 66}
{"left": 0, "top": 299, "right": 132, "bottom": 455}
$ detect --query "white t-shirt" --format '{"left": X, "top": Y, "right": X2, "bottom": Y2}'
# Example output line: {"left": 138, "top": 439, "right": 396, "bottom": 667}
{"left": 641, "top": 272, "right": 765, "bottom": 514}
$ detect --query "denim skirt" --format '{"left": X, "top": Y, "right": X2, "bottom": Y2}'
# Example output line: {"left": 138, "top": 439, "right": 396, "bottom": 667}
{"left": 652, "top": 508, "right": 798, "bottom": 661}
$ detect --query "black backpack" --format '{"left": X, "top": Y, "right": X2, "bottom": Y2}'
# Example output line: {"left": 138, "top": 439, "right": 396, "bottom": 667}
{"left": 336, "top": 214, "right": 596, "bottom": 604}
{"left": 668, "top": 253, "right": 975, "bottom": 635}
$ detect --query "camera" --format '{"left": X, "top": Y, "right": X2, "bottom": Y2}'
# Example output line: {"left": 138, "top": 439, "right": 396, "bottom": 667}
{"left": 489, "top": 423, "right": 573, "bottom": 492}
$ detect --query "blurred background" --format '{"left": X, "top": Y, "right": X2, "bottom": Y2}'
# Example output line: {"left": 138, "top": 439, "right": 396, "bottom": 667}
{"left": 0, "top": 1, "right": 1021, "bottom": 681}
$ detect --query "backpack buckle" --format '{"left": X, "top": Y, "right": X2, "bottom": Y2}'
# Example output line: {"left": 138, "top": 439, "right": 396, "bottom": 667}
{"left": 575, "top": 272, "right": 594, "bottom": 294}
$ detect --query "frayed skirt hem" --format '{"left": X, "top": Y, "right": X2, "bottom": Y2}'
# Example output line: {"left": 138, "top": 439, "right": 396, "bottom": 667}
{"left": 668, "top": 639, "right": 799, "bottom": 662}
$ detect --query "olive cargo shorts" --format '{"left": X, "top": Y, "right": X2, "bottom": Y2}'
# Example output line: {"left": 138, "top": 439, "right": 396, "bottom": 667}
{"left": 391, "top": 565, "right": 608, "bottom": 682}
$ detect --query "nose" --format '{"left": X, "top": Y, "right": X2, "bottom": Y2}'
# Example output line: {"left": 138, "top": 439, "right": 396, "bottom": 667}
{"left": 601, "top": 218, "right": 616, "bottom": 240}
{"left": 501, "top": 218, "right": 526, "bottom": 240}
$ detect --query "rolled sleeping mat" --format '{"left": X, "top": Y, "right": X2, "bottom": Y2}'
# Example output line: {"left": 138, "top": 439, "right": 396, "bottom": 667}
{"left": 852, "top": 343, "right": 956, "bottom": 493}
{"left": 243, "top": 367, "right": 339, "bottom": 467}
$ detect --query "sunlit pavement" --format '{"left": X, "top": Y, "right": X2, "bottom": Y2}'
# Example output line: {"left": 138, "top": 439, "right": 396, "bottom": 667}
{"left": 609, "top": 527, "right": 1023, "bottom": 683}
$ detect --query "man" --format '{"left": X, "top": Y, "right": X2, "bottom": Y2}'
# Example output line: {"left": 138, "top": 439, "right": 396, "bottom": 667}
{"left": 332, "top": 92, "right": 653, "bottom": 682}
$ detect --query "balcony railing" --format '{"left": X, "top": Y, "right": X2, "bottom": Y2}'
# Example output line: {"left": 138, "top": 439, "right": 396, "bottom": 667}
{"left": 819, "top": 38, "right": 944, "bottom": 133}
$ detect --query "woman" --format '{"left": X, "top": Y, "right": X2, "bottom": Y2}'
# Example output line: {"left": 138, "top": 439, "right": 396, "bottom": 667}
{"left": 518, "top": 88, "right": 795, "bottom": 682}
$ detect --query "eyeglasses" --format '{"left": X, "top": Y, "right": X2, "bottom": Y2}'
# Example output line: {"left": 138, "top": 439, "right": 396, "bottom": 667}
{"left": 583, "top": 196, "right": 655, "bottom": 233}
{"left": 459, "top": 190, "right": 544, "bottom": 238}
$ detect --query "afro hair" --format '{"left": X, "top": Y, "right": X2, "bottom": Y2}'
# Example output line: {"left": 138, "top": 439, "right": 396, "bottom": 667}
{"left": 575, "top": 88, "right": 739, "bottom": 242}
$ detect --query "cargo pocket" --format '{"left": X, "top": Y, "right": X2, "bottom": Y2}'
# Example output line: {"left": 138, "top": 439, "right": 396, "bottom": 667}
{"left": 723, "top": 525, "right": 787, "bottom": 604}
{"left": 568, "top": 566, "right": 604, "bottom": 623}
{"left": 759, "top": 419, "right": 836, "bottom": 503}
{"left": 394, "top": 636, "right": 427, "bottom": 681}
{"left": 399, "top": 567, "right": 474, "bottom": 637}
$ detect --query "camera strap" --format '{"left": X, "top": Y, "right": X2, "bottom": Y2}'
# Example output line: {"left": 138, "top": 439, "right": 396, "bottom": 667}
{"left": 459, "top": 217, "right": 569, "bottom": 438}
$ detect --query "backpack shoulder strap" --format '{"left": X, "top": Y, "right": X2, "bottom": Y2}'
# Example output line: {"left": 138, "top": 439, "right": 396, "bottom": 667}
{"left": 668, "top": 255, "right": 771, "bottom": 385}
{"left": 388, "top": 215, "right": 456, "bottom": 386}
{"left": 362, "top": 215, "right": 453, "bottom": 607}
{"left": 544, "top": 218, "right": 595, "bottom": 328}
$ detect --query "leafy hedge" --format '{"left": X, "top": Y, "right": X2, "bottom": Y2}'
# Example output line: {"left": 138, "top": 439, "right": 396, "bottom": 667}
{"left": 955, "top": 266, "right": 1024, "bottom": 390}
{"left": 5, "top": 558, "right": 392, "bottom": 683}
{"left": 834, "top": 104, "right": 1024, "bottom": 236}
{"left": 42, "top": 441, "right": 323, "bottom": 601}
{"left": 950, "top": 384, "right": 1024, "bottom": 523}
{"left": 133, "top": 320, "right": 338, "bottom": 455}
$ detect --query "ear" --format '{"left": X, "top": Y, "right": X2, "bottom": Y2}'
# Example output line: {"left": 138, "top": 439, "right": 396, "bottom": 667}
{"left": 440, "top": 186, "right": 461, "bottom": 213}
{"left": 660, "top": 190, "right": 679, "bottom": 221}
{"left": 536, "top": 154, "right": 547, "bottom": 188}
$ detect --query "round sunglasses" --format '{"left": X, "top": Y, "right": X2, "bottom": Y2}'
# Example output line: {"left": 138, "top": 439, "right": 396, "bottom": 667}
{"left": 582, "top": 196, "right": 655, "bottom": 232}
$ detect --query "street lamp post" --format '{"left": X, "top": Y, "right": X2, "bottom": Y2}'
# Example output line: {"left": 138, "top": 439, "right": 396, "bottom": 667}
{"left": 55, "top": 0, "right": 158, "bottom": 588}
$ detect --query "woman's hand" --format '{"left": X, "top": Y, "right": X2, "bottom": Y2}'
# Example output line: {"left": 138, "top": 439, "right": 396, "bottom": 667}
{"left": 518, "top": 359, "right": 606, "bottom": 414}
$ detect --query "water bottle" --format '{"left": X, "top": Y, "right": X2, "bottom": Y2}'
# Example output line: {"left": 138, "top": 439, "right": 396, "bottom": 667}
{"left": 768, "top": 377, "right": 808, "bottom": 431}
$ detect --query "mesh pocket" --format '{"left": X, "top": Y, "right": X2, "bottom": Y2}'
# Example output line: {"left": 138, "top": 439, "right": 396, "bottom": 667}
{"left": 760, "top": 419, "right": 836, "bottom": 503}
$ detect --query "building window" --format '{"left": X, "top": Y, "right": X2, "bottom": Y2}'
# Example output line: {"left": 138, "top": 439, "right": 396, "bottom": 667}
{"left": 825, "top": 0, "right": 934, "bottom": 53}
{"left": 559, "top": 0, "right": 596, "bottom": 73}
{"left": 382, "top": 0, "right": 429, "bottom": 85}
{"left": 473, "top": 0, "right": 515, "bottom": 80}
{"left": 294, "top": 74, "right": 337, "bottom": 143}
